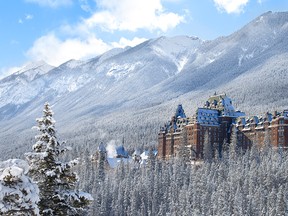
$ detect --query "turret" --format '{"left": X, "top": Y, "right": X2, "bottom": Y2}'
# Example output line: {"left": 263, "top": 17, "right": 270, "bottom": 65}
{"left": 175, "top": 104, "right": 186, "bottom": 118}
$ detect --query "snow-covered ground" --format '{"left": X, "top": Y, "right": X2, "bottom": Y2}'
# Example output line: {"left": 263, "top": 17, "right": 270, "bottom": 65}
{"left": 1, "top": 12, "right": 288, "bottom": 159}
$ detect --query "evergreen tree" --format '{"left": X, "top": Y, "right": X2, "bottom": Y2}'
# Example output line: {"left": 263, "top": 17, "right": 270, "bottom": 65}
{"left": 262, "top": 129, "right": 272, "bottom": 158}
{"left": 97, "top": 143, "right": 107, "bottom": 183}
{"left": 179, "top": 127, "right": 190, "bottom": 161}
{"left": 267, "top": 187, "right": 277, "bottom": 215}
{"left": 276, "top": 186, "right": 286, "bottom": 215}
{"left": 25, "top": 103, "right": 93, "bottom": 215}
{"left": 229, "top": 126, "right": 238, "bottom": 161}
{"left": 0, "top": 159, "right": 39, "bottom": 216}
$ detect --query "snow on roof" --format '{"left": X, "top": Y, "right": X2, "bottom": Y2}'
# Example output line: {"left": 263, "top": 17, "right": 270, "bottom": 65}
{"left": 221, "top": 96, "right": 244, "bottom": 117}
{"left": 205, "top": 94, "right": 245, "bottom": 118}
{"left": 116, "top": 146, "right": 129, "bottom": 158}
{"left": 236, "top": 110, "right": 288, "bottom": 129}
{"left": 107, "top": 158, "right": 131, "bottom": 169}
{"left": 139, "top": 150, "right": 157, "bottom": 165}
{"left": 105, "top": 149, "right": 157, "bottom": 168}
{"left": 140, "top": 151, "right": 149, "bottom": 161}
{"left": 196, "top": 108, "right": 219, "bottom": 126}
{"left": 162, "top": 94, "right": 245, "bottom": 130}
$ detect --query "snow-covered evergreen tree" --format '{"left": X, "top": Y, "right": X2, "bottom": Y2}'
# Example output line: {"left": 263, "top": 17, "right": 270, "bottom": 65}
{"left": 25, "top": 102, "right": 93, "bottom": 215}
{"left": 97, "top": 143, "right": 106, "bottom": 183}
{"left": 0, "top": 159, "right": 39, "bottom": 215}
{"left": 229, "top": 126, "right": 239, "bottom": 161}
{"left": 276, "top": 185, "right": 286, "bottom": 215}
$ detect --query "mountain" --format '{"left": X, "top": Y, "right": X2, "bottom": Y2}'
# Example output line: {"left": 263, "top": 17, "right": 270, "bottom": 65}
{"left": 133, "top": 11, "right": 288, "bottom": 108}
{"left": 0, "top": 35, "right": 201, "bottom": 122}
{"left": 1, "top": 11, "right": 288, "bottom": 159}
{"left": 0, "top": 61, "right": 55, "bottom": 120}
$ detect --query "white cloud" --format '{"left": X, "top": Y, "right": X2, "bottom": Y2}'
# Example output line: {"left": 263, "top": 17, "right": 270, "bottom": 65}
{"left": 111, "top": 37, "right": 148, "bottom": 48}
{"left": 23, "top": 0, "right": 184, "bottom": 67}
{"left": 26, "top": 33, "right": 111, "bottom": 66}
{"left": 0, "top": 66, "right": 23, "bottom": 80}
{"left": 25, "top": 0, "right": 72, "bottom": 8}
{"left": 214, "top": 0, "right": 249, "bottom": 14}
{"left": 84, "top": 0, "right": 184, "bottom": 32}
{"left": 25, "top": 14, "right": 33, "bottom": 20}
{"left": 26, "top": 31, "right": 149, "bottom": 67}
{"left": 18, "top": 14, "right": 33, "bottom": 24}
{"left": 79, "top": 0, "right": 92, "bottom": 12}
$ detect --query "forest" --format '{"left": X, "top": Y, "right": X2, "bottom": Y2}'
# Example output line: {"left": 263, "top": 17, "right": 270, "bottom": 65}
{"left": 80, "top": 134, "right": 288, "bottom": 215}
{"left": 1, "top": 103, "right": 288, "bottom": 215}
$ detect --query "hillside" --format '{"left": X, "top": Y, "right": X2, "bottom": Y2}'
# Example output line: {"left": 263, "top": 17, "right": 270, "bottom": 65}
{"left": 1, "top": 11, "right": 288, "bottom": 159}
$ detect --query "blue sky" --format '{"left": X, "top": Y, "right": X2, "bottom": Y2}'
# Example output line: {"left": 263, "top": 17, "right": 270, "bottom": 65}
{"left": 1, "top": 0, "right": 288, "bottom": 78}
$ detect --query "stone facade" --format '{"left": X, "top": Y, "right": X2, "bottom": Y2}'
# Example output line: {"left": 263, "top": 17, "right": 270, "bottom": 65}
{"left": 158, "top": 94, "right": 288, "bottom": 160}
{"left": 236, "top": 111, "right": 288, "bottom": 149}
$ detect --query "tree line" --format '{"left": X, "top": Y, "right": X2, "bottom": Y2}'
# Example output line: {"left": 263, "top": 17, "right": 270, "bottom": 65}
{"left": 1, "top": 103, "right": 288, "bottom": 215}
{"left": 0, "top": 103, "right": 92, "bottom": 215}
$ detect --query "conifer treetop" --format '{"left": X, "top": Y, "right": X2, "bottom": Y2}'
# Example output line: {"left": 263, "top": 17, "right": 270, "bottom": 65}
{"left": 0, "top": 159, "right": 40, "bottom": 215}
{"left": 25, "top": 102, "right": 93, "bottom": 215}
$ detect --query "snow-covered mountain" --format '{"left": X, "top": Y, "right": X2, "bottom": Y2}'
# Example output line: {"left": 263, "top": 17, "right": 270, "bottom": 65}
{"left": 1, "top": 11, "right": 288, "bottom": 158}
{"left": 0, "top": 35, "right": 201, "bottom": 121}
{"left": 126, "top": 11, "right": 288, "bottom": 112}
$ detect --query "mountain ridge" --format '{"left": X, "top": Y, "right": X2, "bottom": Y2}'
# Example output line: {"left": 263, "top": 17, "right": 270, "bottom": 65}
{"left": 1, "top": 11, "right": 288, "bottom": 159}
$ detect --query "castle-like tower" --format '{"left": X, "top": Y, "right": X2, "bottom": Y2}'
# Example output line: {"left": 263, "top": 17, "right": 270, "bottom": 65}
{"left": 158, "top": 94, "right": 245, "bottom": 160}
{"left": 158, "top": 94, "right": 288, "bottom": 160}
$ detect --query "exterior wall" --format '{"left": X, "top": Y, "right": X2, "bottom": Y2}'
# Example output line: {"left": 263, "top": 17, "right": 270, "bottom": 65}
{"left": 158, "top": 121, "right": 226, "bottom": 160}
{"left": 158, "top": 132, "right": 166, "bottom": 159}
{"left": 173, "top": 132, "right": 182, "bottom": 157}
{"left": 157, "top": 95, "right": 288, "bottom": 160}
{"left": 237, "top": 116, "right": 288, "bottom": 149}
{"left": 284, "top": 119, "right": 288, "bottom": 149}
{"left": 219, "top": 116, "right": 233, "bottom": 143}
{"left": 165, "top": 133, "right": 174, "bottom": 159}
{"left": 186, "top": 123, "right": 201, "bottom": 159}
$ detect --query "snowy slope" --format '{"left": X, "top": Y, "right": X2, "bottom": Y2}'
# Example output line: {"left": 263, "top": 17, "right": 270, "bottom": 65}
{"left": 0, "top": 61, "right": 54, "bottom": 120}
{"left": 127, "top": 11, "right": 288, "bottom": 108}
{"left": 0, "top": 35, "right": 202, "bottom": 120}
{"left": 1, "top": 11, "right": 288, "bottom": 158}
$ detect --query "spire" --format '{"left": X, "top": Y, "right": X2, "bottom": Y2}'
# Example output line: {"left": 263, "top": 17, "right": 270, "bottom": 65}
{"left": 98, "top": 142, "right": 106, "bottom": 152}
{"left": 175, "top": 104, "right": 186, "bottom": 118}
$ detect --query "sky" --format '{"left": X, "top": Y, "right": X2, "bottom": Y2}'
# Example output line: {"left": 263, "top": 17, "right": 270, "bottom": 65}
{"left": 1, "top": 0, "right": 288, "bottom": 78}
